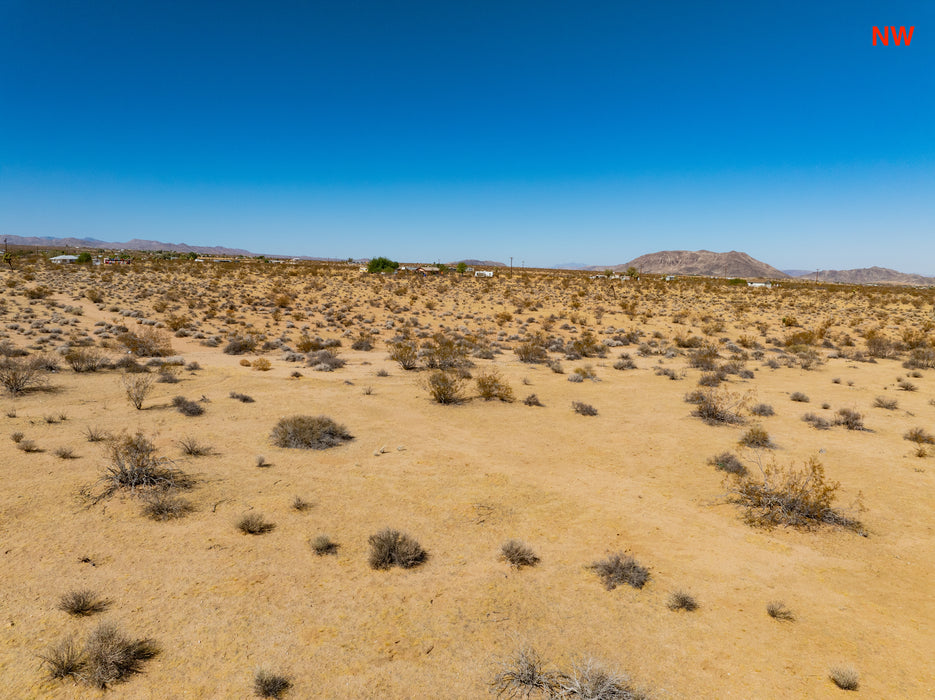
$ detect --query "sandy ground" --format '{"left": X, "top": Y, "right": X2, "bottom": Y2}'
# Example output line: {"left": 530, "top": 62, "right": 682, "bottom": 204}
{"left": 0, "top": 261, "right": 933, "bottom": 698}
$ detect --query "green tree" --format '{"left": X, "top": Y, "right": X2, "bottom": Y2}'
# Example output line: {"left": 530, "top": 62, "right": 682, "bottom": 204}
{"left": 626, "top": 267, "right": 638, "bottom": 279}
{"left": 76, "top": 252, "right": 93, "bottom": 263}
{"left": 367, "top": 256, "right": 399, "bottom": 274}
{"left": 186, "top": 252, "right": 198, "bottom": 260}
{"left": 456, "top": 262, "right": 467, "bottom": 276}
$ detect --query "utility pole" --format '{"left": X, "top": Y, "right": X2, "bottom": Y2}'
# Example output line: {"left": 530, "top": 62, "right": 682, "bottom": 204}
{"left": 510, "top": 257, "right": 513, "bottom": 279}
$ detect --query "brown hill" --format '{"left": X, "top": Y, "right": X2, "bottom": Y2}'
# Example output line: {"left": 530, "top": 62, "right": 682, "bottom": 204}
{"left": 798, "top": 267, "right": 935, "bottom": 286}
{"left": 599, "top": 250, "right": 789, "bottom": 278}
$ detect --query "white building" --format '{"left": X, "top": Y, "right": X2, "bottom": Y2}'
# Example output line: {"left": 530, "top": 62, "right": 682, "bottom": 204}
{"left": 50, "top": 255, "right": 79, "bottom": 264}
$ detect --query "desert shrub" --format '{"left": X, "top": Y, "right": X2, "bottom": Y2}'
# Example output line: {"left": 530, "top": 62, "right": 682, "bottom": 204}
{"left": 237, "top": 513, "right": 275, "bottom": 535}
{"left": 766, "top": 601, "right": 795, "bottom": 621}
{"left": 172, "top": 396, "right": 205, "bottom": 416}
{"left": 739, "top": 425, "right": 772, "bottom": 448}
{"left": 58, "top": 590, "right": 110, "bottom": 617}
{"left": 351, "top": 333, "right": 374, "bottom": 351}
{"left": 367, "top": 528, "right": 427, "bottom": 569}
{"left": 589, "top": 552, "right": 650, "bottom": 590}
{"left": 547, "top": 359, "right": 564, "bottom": 374}
{"left": 178, "top": 436, "right": 212, "bottom": 456}
{"left": 667, "top": 590, "right": 698, "bottom": 612}
{"left": 421, "top": 332, "right": 469, "bottom": 370}
{"left": 118, "top": 327, "right": 173, "bottom": 357}
{"left": 829, "top": 667, "right": 860, "bottom": 691}
{"left": 224, "top": 335, "right": 257, "bottom": 355}
{"left": 697, "top": 371, "right": 721, "bottom": 387}
{"left": 95, "top": 432, "right": 193, "bottom": 500}
{"left": 425, "top": 370, "right": 466, "bottom": 404}
{"left": 789, "top": 391, "right": 809, "bottom": 403}
{"left": 904, "top": 427, "right": 935, "bottom": 444}
{"left": 691, "top": 388, "right": 746, "bottom": 425}
{"left": 872, "top": 396, "right": 898, "bottom": 409}
{"left": 708, "top": 451, "right": 746, "bottom": 476}
{"left": 142, "top": 492, "right": 194, "bottom": 521}
{"left": 115, "top": 355, "right": 146, "bottom": 373}
{"left": 523, "top": 393, "right": 543, "bottom": 407}
{"left": 573, "top": 365, "right": 598, "bottom": 381}
{"left": 121, "top": 373, "right": 155, "bottom": 410}
{"left": 40, "top": 637, "right": 85, "bottom": 682}
{"left": 903, "top": 347, "right": 935, "bottom": 369}
{"left": 156, "top": 365, "right": 180, "bottom": 383}
{"left": 54, "top": 446, "right": 76, "bottom": 459}
{"left": 64, "top": 347, "right": 108, "bottom": 372}
{"left": 897, "top": 377, "right": 917, "bottom": 391}
{"left": 489, "top": 647, "right": 561, "bottom": 699}
{"left": 750, "top": 403, "right": 774, "bottom": 417}
{"left": 271, "top": 415, "right": 353, "bottom": 449}
{"left": 476, "top": 369, "right": 514, "bottom": 402}
{"left": 515, "top": 340, "right": 548, "bottom": 363}
{"left": 252, "top": 357, "right": 272, "bottom": 371}
{"left": 0, "top": 356, "right": 46, "bottom": 396}
{"left": 500, "top": 540, "right": 540, "bottom": 569}
{"left": 572, "top": 401, "right": 598, "bottom": 416}
{"left": 727, "top": 456, "right": 863, "bottom": 531}
{"left": 82, "top": 621, "right": 159, "bottom": 689}
{"left": 688, "top": 344, "right": 719, "bottom": 370}
{"left": 866, "top": 334, "right": 896, "bottom": 358}
{"left": 802, "top": 412, "right": 832, "bottom": 430}
{"left": 387, "top": 340, "right": 419, "bottom": 370}
{"left": 568, "top": 372, "right": 584, "bottom": 383}
{"left": 291, "top": 496, "right": 312, "bottom": 512}
{"left": 311, "top": 534, "right": 339, "bottom": 556}
{"left": 555, "top": 658, "right": 648, "bottom": 700}
{"left": 17, "top": 438, "right": 40, "bottom": 453}
{"left": 613, "top": 353, "right": 636, "bottom": 370}
{"left": 85, "top": 426, "right": 109, "bottom": 442}
{"left": 254, "top": 669, "right": 292, "bottom": 698}
{"left": 834, "top": 408, "right": 865, "bottom": 431}
{"left": 230, "top": 391, "right": 255, "bottom": 403}
{"left": 307, "top": 349, "right": 345, "bottom": 371}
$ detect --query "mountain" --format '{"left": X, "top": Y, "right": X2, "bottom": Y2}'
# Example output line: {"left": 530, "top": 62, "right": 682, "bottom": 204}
{"left": 450, "top": 259, "right": 507, "bottom": 267}
{"left": 797, "top": 267, "right": 935, "bottom": 286}
{"left": 782, "top": 269, "right": 813, "bottom": 278}
{"left": 4, "top": 235, "right": 252, "bottom": 257}
{"left": 552, "top": 262, "right": 591, "bottom": 270}
{"left": 598, "top": 250, "right": 789, "bottom": 278}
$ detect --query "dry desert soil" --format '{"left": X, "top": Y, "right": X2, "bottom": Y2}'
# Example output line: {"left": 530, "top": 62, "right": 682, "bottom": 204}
{"left": 0, "top": 259, "right": 933, "bottom": 698}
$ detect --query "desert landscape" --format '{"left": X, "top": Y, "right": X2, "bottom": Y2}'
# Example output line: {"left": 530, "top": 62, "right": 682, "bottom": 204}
{"left": 1, "top": 253, "right": 933, "bottom": 698}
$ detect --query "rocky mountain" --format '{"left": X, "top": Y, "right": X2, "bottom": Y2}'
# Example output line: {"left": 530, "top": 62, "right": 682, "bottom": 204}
{"left": 798, "top": 267, "right": 935, "bottom": 286}
{"left": 450, "top": 259, "right": 507, "bottom": 267}
{"left": 4, "top": 235, "right": 253, "bottom": 257}
{"left": 601, "top": 250, "right": 789, "bottom": 278}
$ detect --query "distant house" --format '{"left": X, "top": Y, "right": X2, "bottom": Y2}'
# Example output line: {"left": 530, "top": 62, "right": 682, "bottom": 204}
{"left": 665, "top": 275, "right": 677, "bottom": 281}
{"left": 416, "top": 266, "right": 440, "bottom": 276}
{"left": 474, "top": 270, "right": 494, "bottom": 278}
{"left": 748, "top": 281, "right": 772, "bottom": 288}
{"left": 50, "top": 255, "right": 79, "bottom": 264}
{"left": 103, "top": 258, "right": 130, "bottom": 265}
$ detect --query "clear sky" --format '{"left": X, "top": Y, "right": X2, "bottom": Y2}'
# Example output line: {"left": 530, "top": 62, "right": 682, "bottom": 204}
{"left": 1, "top": 1, "right": 933, "bottom": 270}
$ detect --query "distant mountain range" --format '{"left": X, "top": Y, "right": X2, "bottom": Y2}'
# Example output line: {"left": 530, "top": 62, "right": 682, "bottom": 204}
{"left": 4, "top": 235, "right": 252, "bottom": 257}
{"left": 800, "top": 267, "right": 935, "bottom": 286}
{"left": 450, "top": 259, "right": 507, "bottom": 267}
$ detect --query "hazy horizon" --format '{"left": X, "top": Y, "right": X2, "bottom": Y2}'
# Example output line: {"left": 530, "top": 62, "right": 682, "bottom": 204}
{"left": 2, "top": 2, "right": 932, "bottom": 271}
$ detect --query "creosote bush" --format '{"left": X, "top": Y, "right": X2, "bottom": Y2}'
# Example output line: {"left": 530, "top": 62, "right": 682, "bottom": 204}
{"left": 589, "top": 552, "right": 650, "bottom": 590}
{"left": 142, "top": 492, "right": 194, "bottom": 521}
{"left": 94, "top": 432, "right": 193, "bottom": 501}
{"left": 230, "top": 391, "right": 255, "bottom": 403}
{"left": 368, "top": 528, "right": 427, "bottom": 569}
{"left": 727, "top": 456, "right": 863, "bottom": 532}
{"left": 476, "top": 369, "right": 515, "bottom": 402}
{"left": 0, "top": 356, "right": 46, "bottom": 396}
{"left": 425, "top": 370, "right": 466, "bottom": 404}
{"left": 271, "top": 415, "right": 352, "bottom": 449}
{"left": 490, "top": 647, "right": 561, "bottom": 699}
{"left": 689, "top": 388, "right": 746, "bottom": 425}
{"left": 708, "top": 451, "right": 747, "bottom": 476}
{"left": 904, "top": 427, "right": 935, "bottom": 445}
{"left": 739, "top": 425, "right": 772, "bottom": 449}
{"left": 500, "top": 540, "right": 540, "bottom": 569}
{"left": 172, "top": 396, "right": 205, "bottom": 416}
{"left": 523, "top": 393, "right": 544, "bottom": 407}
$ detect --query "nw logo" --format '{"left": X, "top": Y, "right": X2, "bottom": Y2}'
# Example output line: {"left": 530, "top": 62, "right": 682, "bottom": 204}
{"left": 872, "top": 26, "right": 914, "bottom": 45}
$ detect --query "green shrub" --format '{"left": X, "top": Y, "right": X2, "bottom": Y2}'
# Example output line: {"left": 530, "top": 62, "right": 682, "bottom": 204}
{"left": 271, "top": 415, "right": 352, "bottom": 449}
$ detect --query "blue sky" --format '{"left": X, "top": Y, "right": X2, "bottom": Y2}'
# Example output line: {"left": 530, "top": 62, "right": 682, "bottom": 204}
{"left": 1, "top": 1, "right": 933, "bottom": 270}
